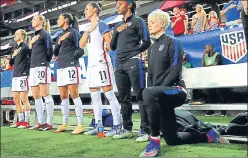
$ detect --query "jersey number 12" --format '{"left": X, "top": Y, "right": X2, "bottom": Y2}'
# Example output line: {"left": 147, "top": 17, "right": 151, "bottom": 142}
{"left": 68, "top": 70, "right": 76, "bottom": 79}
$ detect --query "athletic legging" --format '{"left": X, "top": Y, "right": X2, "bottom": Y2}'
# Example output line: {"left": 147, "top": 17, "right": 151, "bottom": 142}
{"left": 143, "top": 86, "right": 208, "bottom": 145}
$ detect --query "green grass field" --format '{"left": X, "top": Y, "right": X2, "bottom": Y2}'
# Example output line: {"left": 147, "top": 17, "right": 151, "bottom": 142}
{"left": 1, "top": 113, "right": 247, "bottom": 157}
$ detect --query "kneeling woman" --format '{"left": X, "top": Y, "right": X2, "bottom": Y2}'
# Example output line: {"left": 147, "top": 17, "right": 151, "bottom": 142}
{"left": 10, "top": 29, "right": 31, "bottom": 129}
{"left": 139, "top": 9, "right": 229, "bottom": 157}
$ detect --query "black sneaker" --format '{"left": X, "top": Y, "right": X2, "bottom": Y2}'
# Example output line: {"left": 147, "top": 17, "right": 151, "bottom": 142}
{"left": 221, "top": 111, "right": 227, "bottom": 117}
{"left": 205, "top": 111, "right": 215, "bottom": 117}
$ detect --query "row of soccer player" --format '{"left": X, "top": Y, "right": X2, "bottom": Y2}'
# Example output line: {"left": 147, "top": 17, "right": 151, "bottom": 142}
{"left": 9, "top": 1, "right": 229, "bottom": 157}
{"left": 10, "top": 2, "right": 121, "bottom": 136}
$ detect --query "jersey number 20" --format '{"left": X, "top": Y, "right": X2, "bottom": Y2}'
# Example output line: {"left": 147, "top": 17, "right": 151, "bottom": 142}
{"left": 38, "top": 71, "right": 45, "bottom": 79}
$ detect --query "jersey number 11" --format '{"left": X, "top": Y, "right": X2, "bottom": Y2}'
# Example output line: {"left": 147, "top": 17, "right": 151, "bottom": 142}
{"left": 99, "top": 70, "right": 107, "bottom": 81}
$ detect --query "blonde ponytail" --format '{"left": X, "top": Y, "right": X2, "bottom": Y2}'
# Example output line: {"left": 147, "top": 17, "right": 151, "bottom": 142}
{"left": 27, "top": 36, "right": 31, "bottom": 45}
{"left": 35, "top": 14, "right": 51, "bottom": 33}
{"left": 44, "top": 19, "right": 51, "bottom": 33}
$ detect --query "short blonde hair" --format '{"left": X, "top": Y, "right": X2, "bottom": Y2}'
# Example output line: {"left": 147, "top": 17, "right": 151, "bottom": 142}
{"left": 17, "top": 29, "right": 28, "bottom": 41}
{"left": 148, "top": 9, "right": 170, "bottom": 29}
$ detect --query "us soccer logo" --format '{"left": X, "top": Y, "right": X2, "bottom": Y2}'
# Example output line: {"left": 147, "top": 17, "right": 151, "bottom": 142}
{"left": 220, "top": 30, "right": 247, "bottom": 63}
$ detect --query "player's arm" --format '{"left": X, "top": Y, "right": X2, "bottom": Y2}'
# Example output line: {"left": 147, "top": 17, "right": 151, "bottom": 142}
{"left": 44, "top": 32, "right": 53, "bottom": 62}
{"left": 9, "top": 49, "right": 15, "bottom": 66}
{"left": 24, "top": 44, "right": 31, "bottom": 60}
{"left": 137, "top": 18, "right": 151, "bottom": 53}
{"left": 54, "top": 36, "right": 61, "bottom": 57}
{"left": 162, "top": 39, "right": 183, "bottom": 86}
{"left": 147, "top": 48, "right": 152, "bottom": 87}
{"left": 103, "top": 32, "right": 112, "bottom": 52}
{"left": 110, "top": 24, "right": 120, "bottom": 51}
{"left": 99, "top": 21, "right": 112, "bottom": 52}
{"left": 72, "top": 30, "right": 84, "bottom": 59}
{"left": 79, "top": 31, "right": 90, "bottom": 49}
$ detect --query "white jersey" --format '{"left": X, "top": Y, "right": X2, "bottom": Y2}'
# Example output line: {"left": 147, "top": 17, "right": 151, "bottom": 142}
{"left": 86, "top": 20, "right": 111, "bottom": 66}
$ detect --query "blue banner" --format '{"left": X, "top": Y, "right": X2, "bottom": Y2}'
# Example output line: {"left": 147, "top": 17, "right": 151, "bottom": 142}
{"left": 1, "top": 25, "right": 247, "bottom": 88}
{"left": 176, "top": 25, "right": 247, "bottom": 67}
{"left": 1, "top": 71, "right": 13, "bottom": 88}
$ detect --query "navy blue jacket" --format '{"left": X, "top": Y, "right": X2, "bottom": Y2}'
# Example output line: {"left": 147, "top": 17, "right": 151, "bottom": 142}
{"left": 9, "top": 42, "right": 31, "bottom": 77}
{"left": 54, "top": 26, "right": 84, "bottom": 69}
{"left": 110, "top": 14, "right": 151, "bottom": 63}
{"left": 147, "top": 34, "right": 185, "bottom": 88}
{"left": 30, "top": 29, "right": 53, "bottom": 68}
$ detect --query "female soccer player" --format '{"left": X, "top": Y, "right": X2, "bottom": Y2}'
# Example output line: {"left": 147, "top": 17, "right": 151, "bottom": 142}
{"left": 28, "top": 15, "right": 54, "bottom": 131}
{"left": 53, "top": 13, "right": 85, "bottom": 135}
{"left": 139, "top": 9, "right": 229, "bottom": 157}
{"left": 9, "top": 29, "right": 31, "bottom": 129}
{"left": 79, "top": 2, "right": 122, "bottom": 136}
{"left": 110, "top": 0, "right": 151, "bottom": 141}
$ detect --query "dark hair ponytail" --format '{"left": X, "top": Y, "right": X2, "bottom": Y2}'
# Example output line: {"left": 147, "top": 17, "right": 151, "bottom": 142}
{"left": 89, "top": 2, "right": 102, "bottom": 16}
{"left": 130, "top": 2, "right": 136, "bottom": 14}
{"left": 61, "top": 13, "right": 79, "bottom": 31}
{"left": 72, "top": 15, "right": 79, "bottom": 31}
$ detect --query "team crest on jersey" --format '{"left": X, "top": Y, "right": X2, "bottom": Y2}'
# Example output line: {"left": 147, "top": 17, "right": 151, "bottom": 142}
{"left": 220, "top": 30, "right": 247, "bottom": 63}
{"left": 159, "top": 45, "right": 164, "bottom": 51}
{"left": 127, "top": 22, "right": 132, "bottom": 27}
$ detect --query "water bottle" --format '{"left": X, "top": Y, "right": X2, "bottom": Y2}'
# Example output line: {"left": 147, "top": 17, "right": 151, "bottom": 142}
{"left": 97, "top": 120, "right": 104, "bottom": 138}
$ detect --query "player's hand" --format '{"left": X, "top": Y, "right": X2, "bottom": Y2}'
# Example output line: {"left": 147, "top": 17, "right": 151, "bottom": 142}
{"left": 116, "top": 23, "right": 129, "bottom": 33}
{"left": 104, "top": 46, "right": 108, "bottom": 52}
{"left": 87, "top": 22, "right": 99, "bottom": 33}
{"left": 58, "top": 32, "right": 70, "bottom": 45}
{"left": 30, "top": 35, "right": 40, "bottom": 45}
{"left": 12, "top": 48, "right": 21, "bottom": 57}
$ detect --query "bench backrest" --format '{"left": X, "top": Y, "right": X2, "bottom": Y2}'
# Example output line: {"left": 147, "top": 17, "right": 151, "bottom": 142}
{"left": 183, "top": 63, "right": 247, "bottom": 89}
{"left": 1, "top": 63, "right": 247, "bottom": 98}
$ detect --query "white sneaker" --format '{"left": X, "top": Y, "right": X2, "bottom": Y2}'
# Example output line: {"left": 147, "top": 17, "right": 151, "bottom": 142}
{"left": 84, "top": 123, "right": 102, "bottom": 135}
{"left": 136, "top": 131, "right": 149, "bottom": 142}
{"left": 205, "top": 114, "right": 215, "bottom": 117}
{"left": 84, "top": 127, "right": 97, "bottom": 135}
{"left": 112, "top": 129, "right": 133, "bottom": 139}
{"left": 105, "top": 125, "right": 121, "bottom": 137}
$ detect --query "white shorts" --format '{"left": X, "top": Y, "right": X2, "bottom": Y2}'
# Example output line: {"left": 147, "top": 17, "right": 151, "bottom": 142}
{"left": 12, "top": 76, "right": 29, "bottom": 92}
{"left": 57, "top": 66, "right": 82, "bottom": 87}
{"left": 87, "top": 62, "right": 115, "bottom": 88}
{"left": 29, "top": 67, "right": 51, "bottom": 87}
